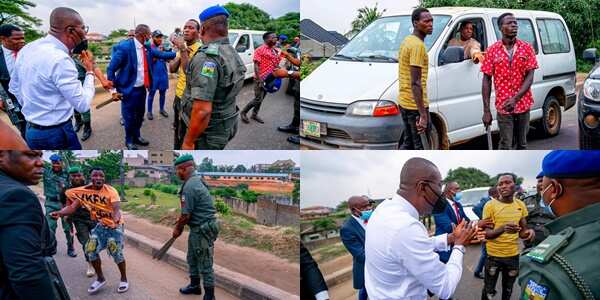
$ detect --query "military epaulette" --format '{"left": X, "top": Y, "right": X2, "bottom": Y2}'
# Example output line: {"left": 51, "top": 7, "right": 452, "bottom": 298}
{"left": 202, "top": 44, "right": 219, "bottom": 56}
{"left": 525, "top": 227, "right": 573, "bottom": 264}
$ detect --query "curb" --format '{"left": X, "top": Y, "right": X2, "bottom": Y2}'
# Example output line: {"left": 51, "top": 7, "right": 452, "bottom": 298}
{"left": 124, "top": 230, "right": 299, "bottom": 300}
{"left": 324, "top": 266, "right": 353, "bottom": 288}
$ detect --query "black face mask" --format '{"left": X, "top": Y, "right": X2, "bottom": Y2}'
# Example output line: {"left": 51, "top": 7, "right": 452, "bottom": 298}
{"left": 425, "top": 183, "right": 447, "bottom": 214}
{"left": 73, "top": 39, "right": 88, "bottom": 54}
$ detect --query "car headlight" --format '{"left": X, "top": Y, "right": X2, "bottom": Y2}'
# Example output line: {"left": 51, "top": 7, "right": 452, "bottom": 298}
{"left": 346, "top": 100, "right": 400, "bottom": 117}
{"left": 583, "top": 78, "right": 600, "bottom": 101}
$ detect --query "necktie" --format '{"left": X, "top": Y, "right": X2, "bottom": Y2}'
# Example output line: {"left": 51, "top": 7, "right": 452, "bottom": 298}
{"left": 453, "top": 202, "right": 462, "bottom": 224}
{"left": 12, "top": 50, "right": 17, "bottom": 59}
{"left": 142, "top": 46, "right": 150, "bottom": 89}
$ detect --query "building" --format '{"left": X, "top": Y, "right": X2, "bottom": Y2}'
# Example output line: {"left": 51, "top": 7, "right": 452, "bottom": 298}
{"left": 250, "top": 159, "right": 296, "bottom": 173}
{"left": 252, "top": 164, "right": 272, "bottom": 172}
{"left": 300, "top": 218, "right": 345, "bottom": 243}
{"left": 86, "top": 32, "right": 107, "bottom": 42}
{"left": 300, "top": 205, "right": 335, "bottom": 220}
{"left": 148, "top": 151, "right": 179, "bottom": 166}
{"left": 199, "top": 172, "right": 291, "bottom": 182}
{"left": 300, "top": 19, "right": 349, "bottom": 58}
{"left": 126, "top": 165, "right": 171, "bottom": 180}
{"left": 124, "top": 154, "right": 145, "bottom": 167}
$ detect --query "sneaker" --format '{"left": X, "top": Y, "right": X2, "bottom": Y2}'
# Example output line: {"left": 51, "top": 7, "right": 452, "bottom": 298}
{"left": 474, "top": 272, "right": 484, "bottom": 279}
{"left": 147, "top": 112, "right": 154, "bottom": 120}
{"left": 86, "top": 263, "right": 95, "bottom": 277}
{"left": 87, "top": 280, "right": 106, "bottom": 294}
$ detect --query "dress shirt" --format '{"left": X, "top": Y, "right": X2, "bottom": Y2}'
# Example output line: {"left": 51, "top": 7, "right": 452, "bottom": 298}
{"left": 133, "top": 38, "right": 146, "bottom": 87}
{"left": 352, "top": 214, "right": 367, "bottom": 230}
{"left": 8, "top": 35, "right": 94, "bottom": 126}
{"left": 364, "top": 194, "right": 463, "bottom": 300}
{"left": 2, "top": 45, "right": 17, "bottom": 75}
{"left": 315, "top": 290, "right": 329, "bottom": 300}
{"left": 447, "top": 198, "right": 462, "bottom": 224}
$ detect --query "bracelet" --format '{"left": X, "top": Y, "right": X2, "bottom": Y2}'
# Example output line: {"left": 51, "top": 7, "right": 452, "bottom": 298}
{"left": 453, "top": 245, "right": 465, "bottom": 254}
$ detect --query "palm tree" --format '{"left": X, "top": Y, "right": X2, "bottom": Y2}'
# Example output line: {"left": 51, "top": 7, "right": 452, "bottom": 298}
{"left": 350, "top": 3, "right": 386, "bottom": 36}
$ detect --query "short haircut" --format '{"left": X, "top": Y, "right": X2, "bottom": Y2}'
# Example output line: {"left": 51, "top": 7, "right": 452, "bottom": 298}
{"left": 411, "top": 7, "right": 430, "bottom": 25}
{"left": 0, "top": 24, "right": 23, "bottom": 38}
{"left": 460, "top": 20, "right": 474, "bottom": 31}
{"left": 90, "top": 166, "right": 105, "bottom": 174}
{"left": 135, "top": 24, "right": 151, "bottom": 35}
{"left": 498, "top": 172, "right": 517, "bottom": 183}
{"left": 203, "top": 15, "right": 228, "bottom": 36}
{"left": 187, "top": 19, "right": 200, "bottom": 30}
{"left": 263, "top": 31, "right": 275, "bottom": 41}
{"left": 497, "top": 13, "right": 514, "bottom": 28}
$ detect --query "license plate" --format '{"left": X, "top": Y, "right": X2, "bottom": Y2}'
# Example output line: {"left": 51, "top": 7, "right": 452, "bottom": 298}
{"left": 302, "top": 120, "right": 322, "bottom": 137}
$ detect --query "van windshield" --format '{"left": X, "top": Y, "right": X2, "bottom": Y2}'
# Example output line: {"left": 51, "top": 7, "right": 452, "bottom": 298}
{"left": 228, "top": 33, "right": 239, "bottom": 44}
{"left": 334, "top": 15, "right": 451, "bottom": 63}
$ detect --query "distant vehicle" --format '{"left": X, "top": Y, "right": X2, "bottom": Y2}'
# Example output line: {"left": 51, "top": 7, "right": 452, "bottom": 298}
{"left": 301, "top": 7, "right": 576, "bottom": 149}
{"left": 578, "top": 48, "right": 600, "bottom": 149}
{"left": 459, "top": 187, "right": 490, "bottom": 221}
{"left": 228, "top": 29, "right": 267, "bottom": 79}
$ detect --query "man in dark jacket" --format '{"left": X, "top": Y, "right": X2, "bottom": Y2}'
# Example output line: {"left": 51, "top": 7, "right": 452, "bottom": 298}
{"left": 340, "top": 195, "right": 372, "bottom": 300}
{"left": 0, "top": 150, "right": 66, "bottom": 299}
{"left": 300, "top": 242, "right": 329, "bottom": 300}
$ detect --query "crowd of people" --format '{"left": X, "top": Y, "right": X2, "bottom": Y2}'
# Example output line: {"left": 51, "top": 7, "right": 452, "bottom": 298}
{"left": 301, "top": 150, "right": 600, "bottom": 300}
{"left": 0, "top": 5, "right": 300, "bottom": 150}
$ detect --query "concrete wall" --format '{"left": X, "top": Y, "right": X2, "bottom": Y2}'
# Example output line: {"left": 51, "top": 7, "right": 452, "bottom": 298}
{"left": 112, "top": 177, "right": 163, "bottom": 188}
{"left": 222, "top": 197, "right": 258, "bottom": 219}
{"left": 303, "top": 236, "right": 341, "bottom": 251}
{"left": 221, "top": 196, "right": 299, "bottom": 227}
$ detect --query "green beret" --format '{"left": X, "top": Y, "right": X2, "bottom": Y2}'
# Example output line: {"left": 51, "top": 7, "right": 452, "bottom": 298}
{"left": 174, "top": 154, "right": 194, "bottom": 166}
{"left": 68, "top": 166, "right": 82, "bottom": 174}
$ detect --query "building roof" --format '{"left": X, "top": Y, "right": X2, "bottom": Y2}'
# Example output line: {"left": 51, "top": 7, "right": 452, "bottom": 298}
{"left": 199, "top": 172, "right": 289, "bottom": 178}
{"left": 301, "top": 206, "right": 334, "bottom": 212}
{"left": 300, "top": 19, "right": 349, "bottom": 46}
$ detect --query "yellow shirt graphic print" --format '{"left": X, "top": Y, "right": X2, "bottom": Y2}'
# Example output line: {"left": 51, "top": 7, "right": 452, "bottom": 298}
{"left": 66, "top": 184, "right": 123, "bottom": 228}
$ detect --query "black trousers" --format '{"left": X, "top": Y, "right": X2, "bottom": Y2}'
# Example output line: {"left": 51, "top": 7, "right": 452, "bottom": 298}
{"left": 399, "top": 108, "right": 432, "bottom": 150}
{"left": 482, "top": 255, "right": 519, "bottom": 300}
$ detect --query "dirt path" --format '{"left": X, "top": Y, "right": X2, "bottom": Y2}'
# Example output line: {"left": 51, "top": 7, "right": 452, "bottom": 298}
{"left": 122, "top": 212, "right": 299, "bottom": 295}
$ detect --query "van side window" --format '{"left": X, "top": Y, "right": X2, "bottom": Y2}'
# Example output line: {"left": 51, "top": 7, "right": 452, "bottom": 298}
{"left": 536, "top": 19, "right": 570, "bottom": 54}
{"left": 253, "top": 34, "right": 264, "bottom": 49}
{"left": 440, "top": 18, "right": 487, "bottom": 65}
{"left": 236, "top": 34, "right": 250, "bottom": 52}
{"left": 492, "top": 18, "right": 539, "bottom": 54}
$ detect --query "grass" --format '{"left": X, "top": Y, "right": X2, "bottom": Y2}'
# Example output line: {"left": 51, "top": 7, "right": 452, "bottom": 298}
{"left": 311, "top": 242, "right": 349, "bottom": 263}
{"left": 577, "top": 59, "right": 595, "bottom": 73}
{"left": 121, "top": 188, "right": 299, "bottom": 262}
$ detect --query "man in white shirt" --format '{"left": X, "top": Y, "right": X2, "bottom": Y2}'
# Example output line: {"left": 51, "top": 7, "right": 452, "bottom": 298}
{"left": 0, "top": 24, "right": 27, "bottom": 139}
{"left": 9, "top": 7, "right": 95, "bottom": 150}
{"left": 364, "top": 157, "right": 477, "bottom": 300}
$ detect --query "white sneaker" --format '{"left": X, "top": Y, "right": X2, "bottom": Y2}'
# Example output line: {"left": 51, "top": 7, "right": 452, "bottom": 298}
{"left": 86, "top": 264, "right": 95, "bottom": 277}
{"left": 87, "top": 280, "right": 106, "bottom": 294}
{"left": 117, "top": 281, "right": 129, "bottom": 293}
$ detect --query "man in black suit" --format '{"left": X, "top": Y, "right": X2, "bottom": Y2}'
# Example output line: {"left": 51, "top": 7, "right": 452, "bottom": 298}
{"left": 341, "top": 196, "right": 372, "bottom": 300}
{"left": 0, "top": 24, "right": 26, "bottom": 139}
{"left": 300, "top": 242, "right": 329, "bottom": 300}
{"left": 0, "top": 150, "right": 68, "bottom": 299}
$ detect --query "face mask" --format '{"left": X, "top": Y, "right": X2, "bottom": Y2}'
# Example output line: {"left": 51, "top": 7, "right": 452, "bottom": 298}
{"left": 360, "top": 209, "right": 373, "bottom": 221}
{"left": 426, "top": 184, "right": 447, "bottom": 214}
{"left": 540, "top": 183, "right": 557, "bottom": 217}
{"left": 72, "top": 39, "right": 88, "bottom": 54}
{"left": 454, "top": 191, "right": 463, "bottom": 202}
{"left": 145, "top": 38, "right": 152, "bottom": 47}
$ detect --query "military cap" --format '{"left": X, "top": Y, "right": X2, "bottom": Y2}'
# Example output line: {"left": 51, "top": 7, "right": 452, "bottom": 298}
{"left": 536, "top": 171, "right": 544, "bottom": 179}
{"left": 199, "top": 5, "right": 230, "bottom": 22}
{"left": 174, "top": 154, "right": 194, "bottom": 166}
{"left": 152, "top": 30, "right": 164, "bottom": 37}
{"left": 49, "top": 154, "right": 62, "bottom": 162}
{"left": 68, "top": 166, "right": 82, "bottom": 174}
{"left": 279, "top": 34, "right": 288, "bottom": 41}
{"left": 542, "top": 150, "right": 600, "bottom": 179}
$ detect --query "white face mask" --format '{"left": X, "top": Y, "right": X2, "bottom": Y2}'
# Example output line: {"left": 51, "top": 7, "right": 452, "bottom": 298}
{"left": 541, "top": 183, "right": 558, "bottom": 217}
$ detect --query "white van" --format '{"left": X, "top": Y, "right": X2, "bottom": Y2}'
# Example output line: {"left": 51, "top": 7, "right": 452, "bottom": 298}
{"left": 300, "top": 7, "right": 576, "bottom": 149}
{"left": 228, "top": 29, "right": 266, "bottom": 79}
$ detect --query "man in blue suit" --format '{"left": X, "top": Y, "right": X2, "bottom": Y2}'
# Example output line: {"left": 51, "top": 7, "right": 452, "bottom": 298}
{"left": 107, "top": 24, "right": 175, "bottom": 149}
{"left": 433, "top": 181, "right": 470, "bottom": 264}
{"left": 340, "top": 195, "right": 372, "bottom": 300}
{"left": 146, "top": 30, "right": 172, "bottom": 120}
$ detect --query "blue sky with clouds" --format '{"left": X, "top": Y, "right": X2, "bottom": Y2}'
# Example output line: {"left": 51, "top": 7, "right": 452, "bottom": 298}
{"left": 29, "top": 0, "right": 299, "bottom": 35}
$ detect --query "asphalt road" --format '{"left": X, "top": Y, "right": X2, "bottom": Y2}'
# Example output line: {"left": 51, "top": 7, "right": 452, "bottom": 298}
{"left": 328, "top": 244, "right": 520, "bottom": 300}
{"left": 52, "top": 221, "right": 238, "bottom": 299}
{"left": 80, "top": 76, "right": 297, "bottom": 150}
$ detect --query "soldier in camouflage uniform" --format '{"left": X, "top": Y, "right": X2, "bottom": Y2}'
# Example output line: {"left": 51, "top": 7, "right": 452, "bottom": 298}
{"left": 178, "top": 5, "right": 246, "bottom": 150}
{"left": 521, "top": 171, "right": 555, "bottom": 249}
{"left": 172, "top": 154, "right": 219, "bottom": 300}
{"left": 44, "top": 154, "right": 76, "bottom": 257}
{"left": 519, "top": 150, "right": 600, "bottom": 300}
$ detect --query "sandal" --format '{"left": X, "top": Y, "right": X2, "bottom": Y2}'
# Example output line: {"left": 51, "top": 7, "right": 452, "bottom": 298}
{"left": 117, "top": 281, "right": 129, "bottom": 293}
{"left": 87, "top": 280, "right": 106, "bottom": 294}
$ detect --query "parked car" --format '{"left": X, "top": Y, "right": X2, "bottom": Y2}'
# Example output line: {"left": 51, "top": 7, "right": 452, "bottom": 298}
{"left": 228, "top": 29, "right": 266, "bottom": 79}
{"left": 459, "top": 187, "right": 491, "bottom": 221}
{"left": 301, "top": 7, "right": 577, "bottom": 149}
{"left": 578, "top": 48, "right": 600, "bottom": 149}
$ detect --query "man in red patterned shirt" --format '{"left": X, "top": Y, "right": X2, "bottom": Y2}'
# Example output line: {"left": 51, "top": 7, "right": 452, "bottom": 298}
{"left": 241, "top": 31, "right": 281, "bottom": 124}
{"left": 481, "top": 13, "right": 538, "bottom": 150}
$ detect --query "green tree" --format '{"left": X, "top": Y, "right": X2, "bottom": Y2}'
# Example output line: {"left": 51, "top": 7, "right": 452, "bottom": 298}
{"left": 350, "top": 3, "right": 386, "bottom": 36}
{"left": 292, "top": 180, "right": 299, "bottom": 205}
{"left": 56, "top": 150, "right": 78, "bottom": 169}
{"left": 83, "top": 150, "right": 127, "bottom": 182}
{"left": 335, "top": 200, "right": 349, "bottom": 212}
{"left": 88, "top": 43, "right": 102, "bottom": 57}
{"left": 198, "top": 157, "right": 215, "bottom": 172}
{"left": 491, "top": 172, "right": 524, "bottom": 186}
{"left": 224, "top": 3, "right": 271, "bottom": 30}
{"left": 420, "top": 0, "right": 600, "bottom": 59}
{"left": 233, "top": 164, "right": 247, "bottom": 173}
{"left": 312, "top": 217, "right": 337, "bottom": 231}
{"left": 444, "top": 167, "right": 493, "bottom": 189}
{"left": 0, "top": 0, "right": 44, "bottom": 42}
{"left": 108, "top": 28, "right": 128, "bottom": 39}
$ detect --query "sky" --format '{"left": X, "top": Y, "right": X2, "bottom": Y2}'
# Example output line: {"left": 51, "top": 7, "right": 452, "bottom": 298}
{"left": 300, "top": 150, "right": 551, "bottom": 208}
{"left": 301, "top": 0, "right": 419, "bottom": 34}
{"left": 29, "top": 0, "right": 299, "bottom": 35}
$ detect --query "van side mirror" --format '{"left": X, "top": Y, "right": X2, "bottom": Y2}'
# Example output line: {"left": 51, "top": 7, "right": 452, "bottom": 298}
{"left": 583, "top": 48, "right": 598, "bottom": 63}
{"left": 440, "top": 46, "right": 465, "bottom": 65}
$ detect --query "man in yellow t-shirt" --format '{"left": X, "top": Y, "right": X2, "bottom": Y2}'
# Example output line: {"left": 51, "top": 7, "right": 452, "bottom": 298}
{"left": 481, "top": 173, "right": 535, "bottom": 300}
{"left": 398, "top": 8, "right": 433, "bottom": 150}
{"left": 169, "top": 19, "right": 202, "bottom": 149}
{"left": 51, "top": 167, "right": 129, "bottom": 294}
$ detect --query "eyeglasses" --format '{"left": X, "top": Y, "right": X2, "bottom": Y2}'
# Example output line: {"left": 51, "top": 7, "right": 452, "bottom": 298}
{"left": 82, "top": 25, "right": 89, "bottom": 33}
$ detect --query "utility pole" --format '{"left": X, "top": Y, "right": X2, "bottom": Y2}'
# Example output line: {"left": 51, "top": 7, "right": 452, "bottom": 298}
{"left": 120, "top": 150, "right": 127, "bottom": 202}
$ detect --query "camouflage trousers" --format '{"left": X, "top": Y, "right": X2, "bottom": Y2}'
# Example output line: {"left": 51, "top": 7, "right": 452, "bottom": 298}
{"left": 72, "top": 218, "right": 97, "bottom": 262}
{"left": 187, "top": 228, "right": 214, "bottom": 287}
{"left": 45, "top": 201, "right": 74, "bottom": 249}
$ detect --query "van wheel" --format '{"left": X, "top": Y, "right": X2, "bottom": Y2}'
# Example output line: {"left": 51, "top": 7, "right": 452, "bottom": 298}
{"left": 579, "top": 125, "right": 600, "bottom": 149}
{"left": 538, "top": 96, "right": 562, "bottom": 137}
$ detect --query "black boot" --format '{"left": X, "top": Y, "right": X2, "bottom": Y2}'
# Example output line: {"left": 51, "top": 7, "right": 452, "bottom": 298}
{"left": 203, "top": 286, "right": 215, "bottom": 300}
{"left": 73, "top": 114, "right": 83, "bottom": 133}
{"left": 179, "top": 277, "right": 201, "bottom": 295}
{"left": 81, "top": 121, "right": 92, "bottom": 141}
